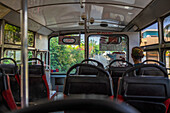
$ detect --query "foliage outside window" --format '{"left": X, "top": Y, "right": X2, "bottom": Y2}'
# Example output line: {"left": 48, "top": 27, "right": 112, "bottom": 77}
{"left": 4, "top": 23, "right": 34, "bottom": 46}
{"left": 50, "top": 34, "right": 84, "bottom": 74}
{"left": 140, "top": 23, "right": 159, "bottom": 46}
{"left": 164, "top": 15, "right": 170, "bottom": 42}
{"left": 4, "top": 50, "right": 34, "bottom": 65}
{"left": 88, "top": 35, "right": 128, "bottom": 68}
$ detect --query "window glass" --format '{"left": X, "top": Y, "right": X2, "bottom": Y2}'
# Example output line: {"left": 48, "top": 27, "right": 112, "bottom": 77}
{"left": 140, "top": 23, "right": 159, "bottom": 46}
{"left": 165, "top": 50, "right": 170, "bottom": 76}
{"left": 4, "top": 50, "right": 34, "bottom": 65}
{"left": 164, "top": 15, "right": 170, "bottom": 41}
{"left": 88, "top": 35, "right": 128, "bottom": 68}
{"left": 4, "top": 23, "right": 34, "bottom": 46}
{"left": 50, "top": 34, "right": 84, "bottom": 74}
{"left": 4, "top": 50, "right": 21, "bottom": 64}
{"left": 142, "top": 51, "right": 159, "bottom": 64}
{"left": 37, "top": 52, "right": 46, "bottom": 64}
{"left": 37, "top": 53, "right": 41, "bottom": 60}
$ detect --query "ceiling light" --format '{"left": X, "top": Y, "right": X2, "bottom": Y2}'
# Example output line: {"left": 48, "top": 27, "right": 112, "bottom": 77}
{"left": 128, "top": 12, "right": 133, "bottom": 15}
{"left": 124, "top": 6, "right": 130, "bottom": 9}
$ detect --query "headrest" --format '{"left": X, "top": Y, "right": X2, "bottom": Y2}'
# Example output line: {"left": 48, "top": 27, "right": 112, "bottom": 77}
{"left": 29, "top": 65, "right": 44, "bottom": 76}
{"left": 0, "top": 64, "right": 17, "bottom": 75}
{"left": 121, "top": 76, "right": 170, "bottom": 100}
{"left": 78, "top": 66, "right": 106, "bottom": 77}
{"left": 78, "top": 66, "right": 98, "bottom": 75}
{"left": 138, "top": 66, "right": 166, "bottom": 76}
{"left": 64, "top": 76, "right": 113, "bottom": 96}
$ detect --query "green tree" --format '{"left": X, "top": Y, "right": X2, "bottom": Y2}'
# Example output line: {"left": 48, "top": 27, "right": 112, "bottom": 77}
{"left": 50, "top": 37, "right": 84, "bottom": 73}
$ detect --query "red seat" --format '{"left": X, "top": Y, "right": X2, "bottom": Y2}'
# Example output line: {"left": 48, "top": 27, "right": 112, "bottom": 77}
{"left": 0, "top": 68, "right": 17, "bottom": 112}
{"left": 0, "top": 58, "right": 20, "bottom": 103}
{"left": 28, "top": 58, "right": 50, "bottom": 102}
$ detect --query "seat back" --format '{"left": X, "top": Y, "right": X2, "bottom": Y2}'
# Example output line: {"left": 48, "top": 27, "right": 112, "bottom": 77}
{"left": 78, "top": 59, "right": 104, "bottom": 76}
{"left": 121, "top": 76, "right": 170, "bottom": 101}
{"left": 118, "top": 76, "right": 170, "bottom": 113}
{"left": 0, "top": 68, "right": 17, "bottom": 112}
{"left": 108, "top": 59, "right": 133, "bottom": 98}
{"left": 64, "top": 64, "right": 113, "bottom": 96}
{"left": 126, "top": 100, "right": 166, "bottom": 113}
{"left": 137, "top": 66, "right": 167, "bottom": 76}
{"left": 81, "top": 59, "right": 104, "bottom": 69}
{"left": 28, "top": 58, "right": 49, "bottom": 102}
{"left": 117, "top": 64, "right": 170, "bottom": 113}
{"left": 140, "top": 60, "right": 167, "bottom": 76}
{"left": 78, "top": 66, "right": 104, "bottom": 76}
{"left": 0, "top": 58, "right": 20, "bottom": 102}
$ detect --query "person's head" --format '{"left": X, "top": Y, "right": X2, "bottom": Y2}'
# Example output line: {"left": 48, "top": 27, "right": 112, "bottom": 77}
{"left": 131, "top": 47, "right": 144, "bottom": 64}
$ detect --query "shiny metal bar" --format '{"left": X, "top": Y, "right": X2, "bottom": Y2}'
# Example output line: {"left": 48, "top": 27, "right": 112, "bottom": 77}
{"left": 158, "top": 18, "right": 163, "bottom": 62}
{"left": 84, "top": 18, "right": 88, "bottom": 59}
{"left": 0, "top": 20, "right": 5, "bottom": 58}
{"left": 21, "top": 0, "right": 29, "bottom": 108}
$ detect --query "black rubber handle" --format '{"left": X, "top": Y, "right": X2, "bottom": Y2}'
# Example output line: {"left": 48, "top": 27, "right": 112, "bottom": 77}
{"left": 10, "top": 98, "right": 140, "bottom": 113}
{"left": 81, "top": 59, "right": 104, "bottom": 69}
{"left": 109, "top": 59, "right": 133, "bottom": 67}
{"left": 0, "top": 58, "right": 17, "bottom": 66}
{"left": 142, "top": 60, "right": 165, "bottom": 67}
{"left": 0, "top": 58, "right": 18, "bottom": 74}
{"left": 28, "top": 58, "right": 44, "bottom": 65}
{"left": 122, "top": 64, "right": 168, "bottom": 77}
{"left": 67, "top": 63, "right": 110, "bottom": 78}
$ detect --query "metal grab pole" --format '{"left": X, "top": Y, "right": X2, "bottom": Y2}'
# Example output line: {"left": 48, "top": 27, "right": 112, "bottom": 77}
{"left": 84, "top": 18, "right": 88, "bottom": 59}
{"left": 21, "top": 0, "right": 29, "bottom": 108}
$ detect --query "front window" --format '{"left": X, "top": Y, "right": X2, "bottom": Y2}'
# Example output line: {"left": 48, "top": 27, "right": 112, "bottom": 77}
{"left": 88, "top": 34, "right": 128, "bottom": 68}
{"left": 50, "top": 34, "right": 85, "bottom": 74}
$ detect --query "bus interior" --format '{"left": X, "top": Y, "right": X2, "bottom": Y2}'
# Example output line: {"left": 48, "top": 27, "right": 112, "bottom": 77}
{"left": 0, "top": 0, "right": 169, "bottom": 113}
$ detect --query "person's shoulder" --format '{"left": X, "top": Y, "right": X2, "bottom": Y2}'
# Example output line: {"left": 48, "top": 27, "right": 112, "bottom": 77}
{"left": 134, "top": 63, "right": 142, "bottom": 67}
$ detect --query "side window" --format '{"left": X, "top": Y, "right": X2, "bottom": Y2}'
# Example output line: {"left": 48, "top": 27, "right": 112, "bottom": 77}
{"left": 4, "top": 50, "right": 21, "bottom": 64}
{"left": 37, "top": 52, "right": 42, "bottom": 60}
{"left": 140, "top": 22, "right": 159, "bottom": 46}
{"left": 164, "top": 15, "right": 170, "bottom": 42}
{"left": 37, "top": 52, "right": 46, "bottom": 64}
{"left": 4, "top": 50, "right": 34, "bottom": 64}
{"left": 4, "top": 23, "right": 35, "bottom": 47}
{"left": 165, "top": 50, "right": 170, "bottom": 75}
{"left": 142, "top": 51, "right": 159, "bottom": 63}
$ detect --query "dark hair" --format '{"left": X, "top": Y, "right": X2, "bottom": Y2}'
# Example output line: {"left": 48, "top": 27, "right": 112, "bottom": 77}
{"left": 132, "top": 47, "right": 144, "bottom": 60}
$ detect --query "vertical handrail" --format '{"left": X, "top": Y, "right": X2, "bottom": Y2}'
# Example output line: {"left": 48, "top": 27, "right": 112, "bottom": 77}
{"left": 0, "top": 20, "right": 5, "bottom": 59}
{"left": 84, "top": 18, "right": 88, "bottom": 59}
{"left": 21, "top": 0, "right": 29, "bottom": 108}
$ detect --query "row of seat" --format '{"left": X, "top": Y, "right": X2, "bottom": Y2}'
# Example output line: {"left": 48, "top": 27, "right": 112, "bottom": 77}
{"left": 0, "top": 58, "right": 50, "bottom": 112}
{"left": 63, "top": 59, "right": 170, "bottom": 113}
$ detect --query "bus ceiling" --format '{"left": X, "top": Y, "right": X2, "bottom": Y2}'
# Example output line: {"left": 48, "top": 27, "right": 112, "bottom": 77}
{"left": 0, "top": 0, "right": 169, "bottom": 35}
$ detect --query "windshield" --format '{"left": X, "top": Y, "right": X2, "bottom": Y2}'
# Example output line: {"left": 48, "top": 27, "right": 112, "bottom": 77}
{"left": 88, "top": 34, "right": 128, "bottom": 68}
{"left": 50, "top": 34, "right": 85, "bottom": 74}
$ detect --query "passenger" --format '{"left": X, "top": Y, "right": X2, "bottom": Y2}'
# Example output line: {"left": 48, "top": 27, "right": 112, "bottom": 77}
{"left": 131, "top": 46, "right": 144, "bottom": 66}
